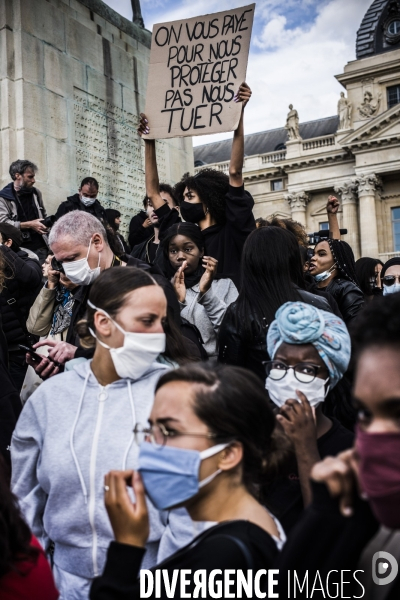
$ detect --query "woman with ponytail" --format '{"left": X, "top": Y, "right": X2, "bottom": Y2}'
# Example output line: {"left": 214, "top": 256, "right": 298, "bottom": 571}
{"left": 11, "top": 267, "right": 175, "bottom": 599}
{"left": 91, "top": 363, "right": 286, "bottom": 599}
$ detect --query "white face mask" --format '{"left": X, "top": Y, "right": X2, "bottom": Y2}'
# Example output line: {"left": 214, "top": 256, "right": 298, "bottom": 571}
{"left": 266, "top": 367, "right": 330, "bottom": 408}
{"left": 62, "top": 240, "right": 101, "bottom": 286}
{"left": 383, "top": 282, "right": 400, "bottom": 296}
{"left": 80, "top": 195, "right": 97, "bottom": 207}
{"left": 88, "top": 300, "right": 166, "bottom": 380}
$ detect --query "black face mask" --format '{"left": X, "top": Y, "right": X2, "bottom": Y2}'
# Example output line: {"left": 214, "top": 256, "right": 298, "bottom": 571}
{"left": 114, "top": 222, "right": 120, "bottom": 231}
{"left": 180, "top": 201, "right": 206, "bottom": 224}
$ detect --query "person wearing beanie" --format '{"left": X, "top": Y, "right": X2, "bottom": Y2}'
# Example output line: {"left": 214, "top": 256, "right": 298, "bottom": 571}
{"left": 380, "top": 257, "right": 400, "bottom": 296}
{"left": 263, "top": 301, "right": 354, "bottom": 534}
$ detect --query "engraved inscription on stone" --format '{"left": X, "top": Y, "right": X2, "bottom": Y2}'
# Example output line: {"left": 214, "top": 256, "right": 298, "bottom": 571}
{"left": 73, "top": 88, "right": 167, "bottom": 232}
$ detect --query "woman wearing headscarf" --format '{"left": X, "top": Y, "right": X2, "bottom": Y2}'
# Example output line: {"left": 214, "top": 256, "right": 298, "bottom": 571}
{"left": 380, "top": 256, "right": 400, "bottom": 296}
{"left": 309, "top": 239, "right": 364, "bottom": 325}
{"left": 262, "top": 301, "right": 354, "bottom": 534}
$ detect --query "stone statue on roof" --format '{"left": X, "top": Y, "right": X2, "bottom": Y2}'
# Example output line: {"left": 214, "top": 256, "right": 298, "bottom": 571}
{"left": 131, "top": 0, "right": 144, "bottom": 27}
{"left": 337, "top": 92, "right": 352, "bottom": 130}
{"left": 285, "top": 104, "right": 302, "bottom": 141}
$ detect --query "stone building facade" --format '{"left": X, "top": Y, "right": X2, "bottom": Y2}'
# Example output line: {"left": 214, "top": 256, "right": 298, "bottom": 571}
{"left": 194, "top": 0, "right": 400, "bottom": 261}
{"left": 0, "top": 0, "right": 193, "bottom": 232}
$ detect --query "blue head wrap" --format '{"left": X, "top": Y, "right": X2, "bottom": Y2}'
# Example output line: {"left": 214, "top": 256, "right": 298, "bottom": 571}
{"left": 267, "top": 302, "right": 351, "bottom": 388}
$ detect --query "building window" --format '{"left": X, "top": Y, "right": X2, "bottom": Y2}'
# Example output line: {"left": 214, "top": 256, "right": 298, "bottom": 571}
{"left": 271, "top": 179, "right": 283, "bottom": 191}
{"left": 387, "top": 85, "right": 400, "bottom": 109}
{"left": 388, "top": 20, "right": 400, "bottom": 35}
{"left": 392, "top": 207, "right": 400, "bottom": 252}
{"left": 319, "top": 222, "right": 329, "bottom": 231}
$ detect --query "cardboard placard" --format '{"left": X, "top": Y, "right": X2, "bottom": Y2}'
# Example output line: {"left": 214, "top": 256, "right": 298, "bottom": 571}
{"left": 144, "top": 4, "right": 255, "bottom": 139}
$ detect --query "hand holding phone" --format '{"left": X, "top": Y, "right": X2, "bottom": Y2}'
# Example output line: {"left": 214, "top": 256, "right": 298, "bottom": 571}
{"left": 18, "top": 344, "right": 45, "bottom": 363}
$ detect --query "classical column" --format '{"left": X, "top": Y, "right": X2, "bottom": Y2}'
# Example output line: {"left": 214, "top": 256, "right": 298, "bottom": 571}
{"left": 354, "top": 174, "right": 382, "bottom": 258}
{"left": 334, "top": 182, "right": 360, "bottom": 260}
{"left": 285, "top": 191, "right": 310, "bottom": 227}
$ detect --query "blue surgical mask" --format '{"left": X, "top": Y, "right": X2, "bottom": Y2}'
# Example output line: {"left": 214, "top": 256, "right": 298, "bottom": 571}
{"left": 138, "top": 441, "right": 230, "bottom": 510}
{"left": 314, "top": 263, "right": 337, "bottom": 283}
{"left": 383, "top": 282, "right": 400, "bottom": 296}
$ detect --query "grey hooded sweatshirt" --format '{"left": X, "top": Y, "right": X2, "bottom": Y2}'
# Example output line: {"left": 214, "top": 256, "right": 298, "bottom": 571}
{"left": 11, "top": 360, "right": 171, "bottom": 580}
{"left": 179, "top": 278, "right": 238, "bottom": 358}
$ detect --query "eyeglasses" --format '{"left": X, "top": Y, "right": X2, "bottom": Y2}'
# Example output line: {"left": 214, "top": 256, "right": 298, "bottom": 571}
{"left": 383, "top": 275, "right": 400, "bottom": 287}
{"left": 263, "top": 360, "right": 322, "bottom": 383}
{"left": 133, "top": 422, "right": 219, "bottom": 447}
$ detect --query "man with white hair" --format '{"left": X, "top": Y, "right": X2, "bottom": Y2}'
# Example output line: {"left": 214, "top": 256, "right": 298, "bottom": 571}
{"left": 28, "top": 210, "right": 179, "bottom": 378}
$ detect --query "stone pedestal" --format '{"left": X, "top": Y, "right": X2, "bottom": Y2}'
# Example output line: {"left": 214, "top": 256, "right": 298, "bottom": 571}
{"left": 334, "top": 182, "right": 360, "bottom": 259}
{"left": 0, "top": 0, "right": 194, "bottom": 234}
{"left": 285, "top": 139, "right": 302, "bottom": 160}
{"left": 354, "top": 174, "right": 382, "bottom": 258}
{"left": 285, "top": 191, "right": 310, "bottom": 226}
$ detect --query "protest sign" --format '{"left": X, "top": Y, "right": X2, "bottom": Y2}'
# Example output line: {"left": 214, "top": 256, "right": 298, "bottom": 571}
{"left": 144, "top": 4, "right": 255, "bottom": 139}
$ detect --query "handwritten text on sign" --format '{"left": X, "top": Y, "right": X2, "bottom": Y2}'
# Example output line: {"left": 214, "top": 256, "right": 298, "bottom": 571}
{"left": 144, "top": 4, "right": 255, "bottom": 139}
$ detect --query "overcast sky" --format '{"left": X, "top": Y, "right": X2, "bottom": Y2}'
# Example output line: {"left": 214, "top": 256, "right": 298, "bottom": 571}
{"left": 103, "top": 0, "right": 371, "bottom": 147}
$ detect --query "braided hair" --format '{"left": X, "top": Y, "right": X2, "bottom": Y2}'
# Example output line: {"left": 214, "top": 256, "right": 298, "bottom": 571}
{"left": 326, "top": 239, "right": 359, "bottom": 286}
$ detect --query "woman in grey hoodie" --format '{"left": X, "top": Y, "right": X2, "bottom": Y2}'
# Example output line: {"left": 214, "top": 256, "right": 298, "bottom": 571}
{"left": 11, "top": 268, "right": 173, "bottom": 599}
{"left": 162, "top": 223, "right": 238, "bottom": 359}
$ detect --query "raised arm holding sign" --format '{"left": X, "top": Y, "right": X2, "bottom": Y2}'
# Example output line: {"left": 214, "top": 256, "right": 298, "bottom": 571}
{"left": 139, "top": 81, "right": 255, "bottom": 287}
{"left": 143, "top": 4, "right": 255, "bottom": 139}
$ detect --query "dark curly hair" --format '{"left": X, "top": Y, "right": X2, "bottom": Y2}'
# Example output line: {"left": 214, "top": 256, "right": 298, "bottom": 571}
{"left": 0, "top": 456, "right": 38, "bottom": 578}
{"left": 268, "top": 217, "right": 309, "bottom": 247}
{"left": 174, "top": 169, "right": 229, "bottom": 225}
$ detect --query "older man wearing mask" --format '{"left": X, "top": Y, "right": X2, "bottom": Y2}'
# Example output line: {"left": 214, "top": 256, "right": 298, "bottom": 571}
{"left": 28, "top": 210, "right": 179, "bottom": 379}
{"left": 54, "top": 177, "right": 107, "bottom": 222}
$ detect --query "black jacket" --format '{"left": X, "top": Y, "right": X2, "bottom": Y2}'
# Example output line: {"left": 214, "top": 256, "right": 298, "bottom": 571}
{"left": 128, "top": 211, "right": 153, "bottom": 248}
{"left": 54, "top": 194, "right": 107, "bottom": 222}
{"left": 325, "top": 278, "right": 364, "bottom": 325}
{"left": 91, "top": 521, "right": 280, "bottom": 600}
{"left": 0, "top": 246, "right": 43, "bottom": 349}
{"left": 201, "top": 184, "right": 255, "bottom": 288}
{"left": 0, "top": 313, "right": 20, "bottom": 469}
{"left": 0, "top": 182, "right": 48, "bottom": 251}
{"left": 130, "top": 203, "right": 181, "bottom": 267}
{"left": 218, "top": 289, "right": 334, "bottom": 382}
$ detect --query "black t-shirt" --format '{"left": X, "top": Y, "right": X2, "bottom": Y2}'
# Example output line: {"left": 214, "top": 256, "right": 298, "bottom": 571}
{"left": 264, "top": 418, "right": 354, "bottom": 534}
{"left": 201, "top": 184, "right": 255, "bottom": 289}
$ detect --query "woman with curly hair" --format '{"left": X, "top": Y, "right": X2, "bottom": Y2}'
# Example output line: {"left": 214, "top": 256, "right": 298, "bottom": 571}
{"left": 138, "top": 83, "right": 255, "bottom": 288}
{"left": 309, "top": 238, "right": 364, "bottom": 324}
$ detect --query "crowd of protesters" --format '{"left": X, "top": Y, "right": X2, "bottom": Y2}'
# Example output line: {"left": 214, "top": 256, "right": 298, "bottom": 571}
{"left": 0, "top": 82, "right": 399, "bottom": 600}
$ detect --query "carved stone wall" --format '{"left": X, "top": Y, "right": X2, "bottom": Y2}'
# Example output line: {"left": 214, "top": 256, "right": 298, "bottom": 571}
{"left": 0, "top": 0, "right": 193, "bottom": 234}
